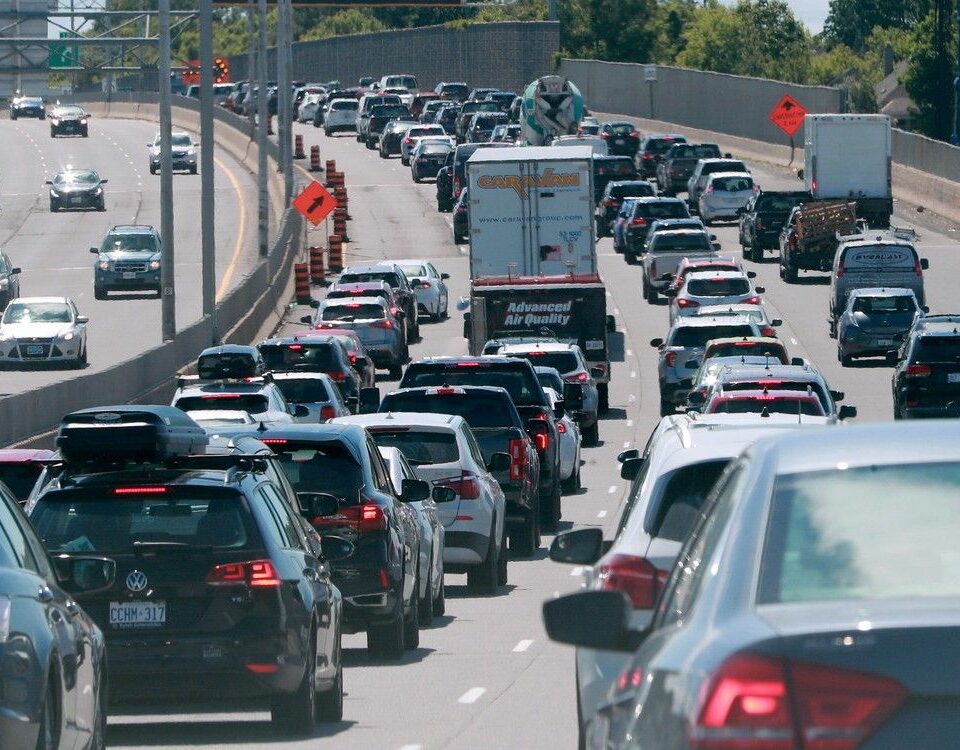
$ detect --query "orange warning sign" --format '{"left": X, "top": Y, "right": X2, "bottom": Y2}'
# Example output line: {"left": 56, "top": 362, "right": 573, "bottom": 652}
{"left": 292, "top": 180, "right": 336, "bottom": 226}
{"left": 769, "top": 95, "right": 807, "bottom": 137}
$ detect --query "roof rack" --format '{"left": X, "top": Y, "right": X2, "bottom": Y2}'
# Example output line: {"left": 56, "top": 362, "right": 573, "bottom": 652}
{"left": 177, "top": 372, "right": 273, "bottom": 388}
{"left": 49, "top": 452, "right": 276, "bottom": 488}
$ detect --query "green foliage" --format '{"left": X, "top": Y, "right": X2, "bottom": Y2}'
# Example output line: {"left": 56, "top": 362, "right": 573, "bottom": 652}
{"left": 558, "top": 0, "right": 659, "bottom": 62}
{"left": 823, "top": 0, "right": 932, "bottom": 52}
{"left": 903, "top": 9, "right": 956, "bottom": 140}
{"left": 299, "top": 10, "right": 387, "bottom": 42}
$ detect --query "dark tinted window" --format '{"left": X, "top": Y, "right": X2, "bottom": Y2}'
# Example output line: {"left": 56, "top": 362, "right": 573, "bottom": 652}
{"left": 175, "top": 394, "right": 269, "bottom": 413}
{"left": 273, "top": 441, "right": 364, "bottom": 502}
{"left": 595, "top": 158, "right": 636, "bottom": 176}
{"left": 321, "top": 303, "right": 386, "bottom": 321}
{"left": 649, "top": 232, "right": 711, "bottom": 252}
{"left": 687, "top": 278, "right": 751, "bottom": 296}
{"left": 755, "top": 193, "right": 808, "bottom": 212}
{"left": 652, "top": 460, "right": 729, "bottom": 542}
{"left": 340, "top": 271, "right": 399, "bottom": 288}
{"left": 710, "top": 397, "right": 823, "bottom": 416}
{"left": 607, "top": 123, "right": 635, "bottom": 134}
{"left": 642, "top": 136, "right": 684, "bottom": 153}
{"left": 636, "top": 203, "right": 689, "bottom": 220}
{"left": 851, "top": 295, "right": 917, "bottom": 314}
{"left": 703, "top": 161, "right": 747, "bottom": 175}
{"left": 508, "top": 351, "right": 579, "bottom": 374}
{"left": 536, "top": 370, "right": 565, "bottom": 394}
{"left": 710, "top": 175, "right": 754, "bottom": 192}
{"left": 706, "top": 343, "right": 787, "bottom": 362}
{"left": 402, "top": 365, "right": 546, "bottom": 406}
{"left": 380, "top": 392, "right": 517, "bottom": 429}
{"left": 260, "top": 343, "right": 340, "bottom": 371}
{"left": 610, "top": 183, "right": 655, "bottom": 199}
{"left": 275, "top": 378, "right": 332, "bottom": 404}
{"left": 671, "top": 144, "right": 721, "bottom": 159}
{"left": 0, "top": 465, "right": 43, "bottom": 502}
{"left": 915, "top": 335, "right": 960, "bottom": 362}
{"left": 368, "top": 429, "right": 460, "bottom": 465}
{"left": 670, "top": 325, "right": 756, "bottom": 347}
{"left": 33, "top": 491, "right": 259, "bottom": 553}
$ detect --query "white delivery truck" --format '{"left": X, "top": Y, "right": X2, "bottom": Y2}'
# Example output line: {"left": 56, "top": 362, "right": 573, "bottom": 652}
{"left": 467, "top": 146, "right": 596, "bottom": 278}
{"left": 802, "top": 113, "right": 893, "bottom": 228}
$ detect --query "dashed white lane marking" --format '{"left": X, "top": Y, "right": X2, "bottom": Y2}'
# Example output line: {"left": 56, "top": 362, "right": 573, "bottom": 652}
{"left": 790, "top": 337, "right": 798, "bottom": 345}
{"left": 623, "top": 441, "right": 631, "bottom": 448}
{"left": 630, "top": 370, "right": 637, "bottom": 378}
{"left": 597, "top": 510, "right": 608, "bottom": 518}
{"left": 626, "top": 419, "right": 634, "bottom": 427}
{"left": 400, "top": 745, "right": 422, "bottom": 750}
{"left": 570, "top": 566, "right": 583, "bottom": 577}
{"left": 628, "top": 394, "right": 636, "bottom": 403}
{"left": 626, "top": 349, "right": 633, "bottom": 356}
{"left": 513, "top": 639, "right": 533, "bottom": 653}
{"left": 458, "top": 687, "right": 487, "bottom": 704}
{"left": 608, "top": 485, "right": 617, "bottom": 494}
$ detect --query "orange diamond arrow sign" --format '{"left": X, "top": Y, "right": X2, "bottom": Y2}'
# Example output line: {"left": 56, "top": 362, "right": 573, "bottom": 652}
{"left": 292, "top": 180, "right": 336, "bottom": 226}
{"left": 769, "top": 95, "right": 807, "bottom": 137}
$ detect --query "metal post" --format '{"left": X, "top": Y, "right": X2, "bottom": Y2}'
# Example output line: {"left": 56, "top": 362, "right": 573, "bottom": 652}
{"left": 158, "top": 0, "right": 176, "bottom": 341}
{"left": 278, "top": 0, "right": 293, "bottom": 203}
{"left": 547, "top": 0, "right": 557, "bottom": 21}
{"left": 246, "top": 0, "right": 255, "bottom": 129}
{"left": 200, "top": 0, "right": 217, "bottom": 343}
{"left": 257, "top": 0, "right": 269, "bottom": 257}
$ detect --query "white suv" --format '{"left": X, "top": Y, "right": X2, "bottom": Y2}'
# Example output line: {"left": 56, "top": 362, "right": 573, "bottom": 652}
{"left": 330, "top": 412, "right": 507, "bottom": 593}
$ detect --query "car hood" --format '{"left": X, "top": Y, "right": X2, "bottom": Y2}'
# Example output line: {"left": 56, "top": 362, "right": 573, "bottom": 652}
{"left": 51, "top": 183, "right": 99, "bottom": 193}
{"left": 1, "top": 322, "right": 75, "bottom": 338}
{"left": 100, "top": 251, "right": 160, "bottom": 262}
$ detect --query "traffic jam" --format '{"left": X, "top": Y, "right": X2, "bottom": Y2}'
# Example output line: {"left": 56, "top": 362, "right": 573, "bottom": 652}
{"left": 1, "top": 72, "right": 959, "bottom": 750}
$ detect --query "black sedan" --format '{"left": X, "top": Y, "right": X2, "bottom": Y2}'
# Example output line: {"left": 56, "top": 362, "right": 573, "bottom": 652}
{"left": 49, "top": 105, "right": 89, "bottom": 137}
{"left": 47, "top": 169, "right": 107, "bottom": 212}
{"left": 10, "top": 96, "right": 45, "bottom": 120}
{"left": 0, "top": 479, "right": 107, "bottom": 750}
{"left": 600, "top": 121, "right": 641, "bottom": 157}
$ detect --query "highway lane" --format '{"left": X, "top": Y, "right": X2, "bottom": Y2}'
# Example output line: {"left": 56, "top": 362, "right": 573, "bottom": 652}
{"left": 105, "top": 117, "right": 960, "bottom": 749}
{"left": 0, "top": 115, "right": 259, "bottom": 395}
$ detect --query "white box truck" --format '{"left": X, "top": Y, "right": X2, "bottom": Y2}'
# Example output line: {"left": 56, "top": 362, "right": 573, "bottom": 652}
{"left": 803, "top": 113, "right": 893, "bottom": 227}
{"left": 467, "top": 146, "right": 596, "bottom": 278}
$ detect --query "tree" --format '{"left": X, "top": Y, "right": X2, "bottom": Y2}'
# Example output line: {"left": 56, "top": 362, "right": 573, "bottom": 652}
{"left": 823, "top": 0, "right": 932, "bottom": 52}
{"left": 903, "top": 6, "right": 956, "bottom": 139}
{"left": 559, "top": 0, "right": 659, "bottom": 62}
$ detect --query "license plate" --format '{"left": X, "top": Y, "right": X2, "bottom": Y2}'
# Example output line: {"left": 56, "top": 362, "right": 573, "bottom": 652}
{"left": 875, "top": 338, "right": 895, "bottom": 347}
{"left": 123, "top": 272, "right": 137, "bottom": 279}
{"left": 615, "top": 138, "right": 624, "bottom": 144}
{"left": 948, "top": 373, "right": 960, "bottom": 384}
{"left": 71, "top": 196, "right": 82, "bottom": 204}
{"left": 25, "top": 345, "right": 43, "bottom": 356}
{"left": 109, "top": 601, "right": 166, "bottom": 628}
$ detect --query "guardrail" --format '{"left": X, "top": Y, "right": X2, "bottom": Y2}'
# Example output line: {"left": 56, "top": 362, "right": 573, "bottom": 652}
{"left": 1, "top": 93, "right": 302, "bottom": 447}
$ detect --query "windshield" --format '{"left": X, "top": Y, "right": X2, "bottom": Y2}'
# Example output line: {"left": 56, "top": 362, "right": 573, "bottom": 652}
{"left": 710, "top": 397, "right": 824, "bottom": 415}
{"left": 380, "top": 392, "right": 517, "bottom": 429}
{"left": 321, "top": 303, "right": 385, "bottom": 321}
{"left": 260, "top": 343, "right": 339, "bottom": 371}
{"left": 508, "top": 351, "right": 579, "bottom": 374}
{"left": 368, "top": 430, "right": 460, "bottom": 465}
{"left": 274, "top": 442, "right": 363, "bottom": 502}
{"left": 54, "top": 107, "right": 84, "bottom": 117}
{"left": 101, "top": 233, "right": 157, "bottom": 253}
{"left": 33, "top": 491, "right": 258, "bottom": 553}
{"left": 56, "top": 171, "right": 98, "bottom": 185}
{"left": 650, "top": 232, "right": 711, "bottom": 252}
{"left": 759, "top": 462, "right": 960, "bottom": 603}
{"left": 3, "top": 302, "right": 71, "bottom": 324}
{"left": 175, "top": 394, "right": 269, "bottom": 414}
{"left": 670, "top": 325, "right": 756, "bottom": 347}
{"left": 687, "top": 278, "right": 751, "bottom": 296}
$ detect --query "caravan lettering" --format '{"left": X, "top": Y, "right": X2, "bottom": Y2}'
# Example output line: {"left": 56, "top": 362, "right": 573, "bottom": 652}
{"left": 477, "top": 169, "right": 580, "bottom": 199}
{"left": 503, "top": 300, "right": 573, "bottom": 327}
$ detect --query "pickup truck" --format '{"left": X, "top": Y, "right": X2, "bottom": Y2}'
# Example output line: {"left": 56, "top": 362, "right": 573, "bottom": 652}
{"left": 641, "top": 228, "right": 720, "bottom": 302}
{"left": 738, "top": 189, "right": 810, "bottom": 262}
{"left": 778, "top": 200, "right": 859, "bottom": 282}
{"left": 655, "top": 143, "right": 723, "bottom": 196}
{"left": 400, "top": 356, "right": 565, "bottom": 532}
{"left": 378, "top": 384, "right": 542, "bottom": 555}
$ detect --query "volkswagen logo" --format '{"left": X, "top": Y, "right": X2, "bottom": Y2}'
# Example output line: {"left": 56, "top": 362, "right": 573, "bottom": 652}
{"left": 125, "top": 570, "right": 148, "bottom": 593}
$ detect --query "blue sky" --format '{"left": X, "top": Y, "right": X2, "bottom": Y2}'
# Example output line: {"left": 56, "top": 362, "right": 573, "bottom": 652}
{"left": 725, "top": 0, "right": 830, "bottom": 32}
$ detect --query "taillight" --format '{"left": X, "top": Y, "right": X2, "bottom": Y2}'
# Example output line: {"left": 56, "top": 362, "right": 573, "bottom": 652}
{"left": 603, "top": 198, "right": 618, "bottom": 207}
{"left": 556, "top": 421, "right": 567, "bottom": 434}
{"left": 327, "top": 370, "right": 346, "bottom": 381}
{"left": 742, "top": 296, "right": 760, "bottom": 305}
{"left": 113, "top": 486, "right": 168, "bottom": 495}
{"left": 642, "top": 152, "right": 653, "bottom": 160}
{"left": 348, "top": 352, "right": 357, "bottom": 364}
{"left": 630, "top": 217, "right": 647, "bottom": 227}
{"left": 434, "top": 471, "right": 481, "bottom": 500}
{"left": 761, "top": 326, "right": 777, "bottom": 337}
{"left": 564, "top": 372, "right": 589, "bottom": 384}
{"left": 419, "top": 281, "right": 431, "bottom": 288}
{"left": 836, "top": 260, "right": 845, "bottom": 278}
{"left": 676, "top": 298, "right": 700, "bottom": 309}
{"left": 705, "top": 185, "right": 714, "bottom": 194}
{"left": 595, "top": 554, "right": 664, "bottom": 609}
{"left": 454, "top": 176, "right": 462, "bottom": 195}
{"left": 404, "top": 137, "right": 412, "bottom": 144}
{"left": 629, "top": 130, "right": 639, "bottom": 137}
{"left": 691, "top": 652, "right": 906, "bottom": 750}
{"left": 320, "top": 405, "right": 337, "bottom": 421}
{"left": 755, "top": 218, "right": 763, "bottom": 231}
{"left": 206, "top": 560, "right": 281, "bottom": 588}
{"left": 905, "top": 364, "right": 931, "bottom": 377}
{"left": 914, "top": 258, "right": 923, "bottom": 277}
{"left": 372, "top": 319, "right": 394, "bottom": 329}
{"left": 526, "top": 417, "right": 549, "bottom": 453}
{"left": 664, "top": 351, "right": 677, "bottom": 368}
{"left": 508, "top": 438, "right": 527, "bottom": 481}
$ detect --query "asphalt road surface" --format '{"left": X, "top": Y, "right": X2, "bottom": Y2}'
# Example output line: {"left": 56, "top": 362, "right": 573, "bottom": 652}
{"left": 0, "top": 114, "right": 259, "bottom": 395}
{"left": 103, "top": 115, "right": 960, "bottom": 749}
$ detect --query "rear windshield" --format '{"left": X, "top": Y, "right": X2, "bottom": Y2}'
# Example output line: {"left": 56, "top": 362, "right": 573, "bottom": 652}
{"left": 611, "top": 183, "right": 655, "bottom": 199}
{"left": 672, "top": 144, "right": 720, "bottom": 159}
{"left": 273, "top": 441, "right": 363, "bottom": 502}
{"left": 756, "top": 193, "right": 808, "bottom": 212}
{"left": 710, "top": 175, "right": 753, "bottom": 192}
{"left": 371, "top": 105, "right": 409, "bottom": 118}
{"left": 607, "top": 123, "right": 635, "bottom": 134}
{"left": 367, "top": 430, "right": 460, "bottom": 465}
{"left": 473, "top": 115, "right": 503, "bottom": 129}
{"left": 0, "top": 465, "right": 43, "bottom": 501}
{"left": 711, "top": 397, "right": 823, "bottom": 416}
{"left": 274, "top": 379, "right": 332, "bottom": 404}
{"left": 331, "top": 100, "right": 357, "bottom": 111}
{"left": 651, "top": 460, "right": 729, "bottom": 542}
{"left": 643, "top": 137, "right": 684, "bottom": 153}
{"left": 260, "top": 343, "right": 339, "bottom": 371}
{"left": 758, "top": 462, "right": 960, "bottom": 603}
{"left": 650, "top": 232, "right": 711, "bottom": 252}
{"left": 679, "top": 263, "right": 739, "bottom": 281}
{"left": 340, "top": 271, "right": 397, "bottom": 288}
{"left": 328, "top": 289, "right": 388, "bottom": 301}
{"left": 380, "top": 392, "right": 517, "bottom": 429}
{"left": 670, "top": 325, "right": 755, "bottom": 347}
{"left": 401, "top": 366, "right": 546, "bottom": 406}
{"left": 841, "top": 245, "right": 916, "bottom": 269}
{"left": 32, "top": 491, "right": 259, "bottom": 553}
{"left": 915, "top": 336, "right": 960, "bottom": 363}
{"left": 851, "top": 295, "right": 917, "bottom": 314}
{"left": 721, "top": 380, "right": 829, "bottom": 411}
{"left": 175, "top": 394, "right": 269, "bottom": 414}
{"left": 703, "top": 161, "right": 747, "bottom": 174}
{"left": 420, "top": 144, "right": 450, "bottom": 156}
{"left": 508, "top": 351, "right": 578, "bottom": 374}
{"left": 321, "top": 304, "right": 385, "bottom": 321}
{"left": 707, "top": 343, "right": 786, "bottom": 361}
{"left": 687, "top": 278, "right": 751, "bottom": 296}
{"left": 595, "top": 159, "right": 636, "bottom": 176}
{"left": 636, "top": 203, "right": 689, "bottom": 220}
{"left": 441, "top": 84, "right": 469, "bottom": 97}
{"left": 536, "top": 371, "right": 564, "bottom": 394}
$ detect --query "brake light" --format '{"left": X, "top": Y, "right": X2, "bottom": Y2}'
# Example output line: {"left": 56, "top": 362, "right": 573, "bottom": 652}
{"left": 435, "top": 471, "right": 481, "bottom": 500}
{"left": 508, "top": 438, "right": 527, "bottom": 481}
{"left": 319, "top": 405, "right": 337, "bottom": 421}
{"left": 556, "top": 421, "right": 567, "bottom": 434}
{"left": 676, "top": 298, "right": 700, "bottom": 309}
{"left": 327, "top": 370, "right": 346, "bottom": 381}
{"left": 287, "top": 344, "right": 304, "bottom": 351}
{"left": 705, "top": 185, "right": 714, "bottom": 194}
{"left": 691, "top": 652, "right": 906, "bottom": 750}
{"left": 455, "top": 361, "right": 481, "bottom": 367}
{"left": 629, "top": 130, "right": 639, "bottom": 137}
{"left": 914, "top": 258, "right": 923, "bottom": 277}
{"left": 905, "top": 364, "right": 931, "bottom": 377}
{"left": 260, "top": 438, "right": 288, "bottom": 445}
{"left": 113, "top": 486, "right": 168, "bottom": 495}
{"left": 761, "top": 326, "right": 777, "bottom": 337}
{"left": 665, "top": 351, "right": 677, "bottom": 368}
{"left": 312, "top": 502, "right": 388, "bottom": 532}
{"left": 245, "top": 663, "right": 280, "bottom": 674}
{"left": 595, "top": 554, "right": 665, "bottom": 609}
{"left": 404, "top": 137, "right": 412, "bottom": 144}
{"left": 526, "top": 418, "right": 549, "bottom": 453}
{"left": 630, "top": 217, "right": 647, "bottom": 227}
{"left": 564, "top": 372, "right": 589, "bottom": 383}
{"left": 836, "top": 260, "right": 845, "bottom": 278}
{"left": 742, "top": 296, "right": 760, "bottom": 305}
{"left": 454, "top": 176, "right": 462, "bottom": 195}
{"left": 372, "top": 319, "right": 394, "bottom": 329}
{"left": 206, "top": 560, "right": 281, "bottom": 588}
{"left": 348, "top": 352, "right": 357, "bottom": 364}
{"left": 642, "top": 152, "right": 653, "bottom": 160}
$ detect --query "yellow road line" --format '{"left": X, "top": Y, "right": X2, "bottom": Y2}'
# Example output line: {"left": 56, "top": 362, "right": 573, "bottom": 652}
{"left": 214, "top": 153, "right": 248, "bottom": 301}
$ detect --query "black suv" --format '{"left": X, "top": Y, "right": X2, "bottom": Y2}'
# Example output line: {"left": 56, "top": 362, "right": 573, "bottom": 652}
{"left": 365, "top": 104, "right": 414, "bottom": 149}
{"left": 258, "top": 334, "right": 362, "bottom": 407}
{"left": 592, "top": 156, "right": 639, "bottom": 203}
{"left": 892, "top": 315, "right": 960, "bottom": 419}
{"left": 338, "top": 263, "right": 421, "bottom": 341}
{"left": 400, "top": 357, "right": 565, "bottom": 530}
{"left": 258, "top": 424, "right": 428, "bottom": 658}
{"left": 28, "top": 406, "right": 347, "bottom": 732}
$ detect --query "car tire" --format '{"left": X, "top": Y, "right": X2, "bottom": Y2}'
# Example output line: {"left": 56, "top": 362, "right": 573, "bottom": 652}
{"left": 389, "top": 363, "right": 403, "bottom": 380}
{"left": 467, "top": 524, "right": 499, "bottom": 594}
{"left": 94, "top": 284, "right": 106, "bottom": 300}
{"left": 190, "top": 165, "right": 198, "bottom": 175}
{"left": 403, "top": 580, "right": 420, "bottom": 650}
{"left": 841, "top": 351, "right": 854, "bottom": 367}
{"left": 419, "top": 569, "right": 435, "bottom": 627}
{"left": 660, "top": 398, "right": 673, "bottom": 417}
{"left": 510, "top": 506, "right": 539, "bottom": 557}
{"left": 324, "top": 128, "right": 330, "bottom": 136}
{"left": 50, "top": 129, "right": 56, "bottom": 138}
{"left": 270, "top": 629, "right": 317, "bottom": 735}
{"left": 598, "top": 383, "right": 609, "bottom": 414}
{"left": 583, "top": 419, "right": 599, "bottom": 447}
{"left": 541, "top": 480, "right": 561, "bottom": 532}
{"left": 413, "top": 173, "right": 422, "bottom": 184}
{"left": 497, "top": 526, "right": 508, "bottom": 586}
{"left": 783, "top": 264, "right": 798, "bottom": 283}
{"left": 97, "top": 199, "right": 106, "bottom": 211}
{"left": 315, "top": 660, "right": 343, "bottom": 723}
{"left": 367, "top": 606, "right": 404, "bottom": 658}
{"left": 49, "top": 200, "right": 59, "bottom": 213}
{"left": 644, "top": 279, "right": 658, "bottom": 303}
{"left": 562, "top": 463, "right": 581, "bottom": 494}
{"left": 9, "top": 112, "right": 16, "bottom": 120}
{"left": 432, "top": 576, "right": 446, "bottom": 617}
{"left": 82, "top": 129, "right": 88, "bottom": 138}
{"left": 150, "top": 166, "right": 158, "bottom": 175}
{"left": 36, "top": 667, "right": 60, "bottom": 750}
{"left": 90, "top": 673, "right": 107, "bottom": 750}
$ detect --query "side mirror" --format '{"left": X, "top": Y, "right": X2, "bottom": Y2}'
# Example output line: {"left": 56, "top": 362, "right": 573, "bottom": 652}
{"left": 921, "top": 258, "right": 929, "bottom": 270}
{"left": 400, "top": 478, "right": 431, "bottom": 503}
{"left": 563, "top": 383, "right": 584, "bottom": 411}
{"left": 345, "top": 396, "right": 359, "bottom": 412}
{"left": 319, "top": 535, "right": 354, "bottom": 561}
{"left": 746, "top": 270, "right": 757, "bottom": 278}
{"left": 755, "top": 286, "right": 766, "bottom": 294}
{"left": 487, "top": 451, "right": 511, "bottom": 473}
{"left": 724, "top": 152, "right": 732, "bottom": 158}
{"left": 617, "top": 448, "right": 638, "bottom": 463}
{"left": 885, "top": 351, "right": 899, "bottom": 366}
{"left": 709, "top": 234, "right": 717, "bottom": 241}
{"left": 410, "top": 278, "right": 422, "bottom": 287}
{"left": 299, "top": 492, "right": 340, "bottom": 519}
{"left": 796, "top": 168, "right": 805, "bottom": 181}
{"left": 790, "top": 356, "right": 805, "bottom": 366}
{"left": 9, "top": 267, "right": 20, "bottom": 275}
{"left": 663, "top": 288, "right": 677, "bottom": 298}
{"left": 620, "top": 456, "right": 642, "bottom": 481}
{"left": 462, "top": 311, "right": 471, "bottom": 339}
{"left": 837, "top": 405, "right": 857, "bottom": 420}
{"left": 76, "top": 315, "right": 89, "bottom": 324}
{"left": 299, "top": 315, "right": 314, "bottom": 325}
{"left": 53, "top": 554, "right": 116, "bottom": 594}
{"left": 712, "top": 242, "right": 722, "bottom": 251}
{"left": 542, "top": 590, "right": 640, "bottom": 652}
{"left": 923, "top": 306, "right": 930, "bottom": 313}
{"left": 606, "top": 314, "right": 616, "bottom": 333}
{"left": 553, "top": 401, "right": 566, "bottom": 420}
{"left": 441, "top": 272, "right": 450, "bottom": 279}
{"left": 359, "top": 386, "right": 381, "bottom": 413}
{"left": 830, "top": 389, "right": 845, "bottom": 402}
{"left": 89, "top": 247, "right": 99, "bottom": 254}
{"left": 44, "top": 180, "right": 53, "bottom": 185}
{"left": 687, "top": 390, "right": 706, "bottom": 406}
{"left": 432, "top": 486, "right": 457, "bottom": 503}
{"left": 650, "top": 337, "right": 664, "bottom": 348}
{"left": 771, "top": 319, "right": 783, "bottom": 327}
{"left": 310, "top": 299, "right": 320, "bottom": 308}
{"left": 292, "top": 404, "right": 310, "bottom": 418}
{"left": 549, "top": 528, "right": 603, "bottom": 565}
{"left": 100, "top": 179, "right": 108, "bottom": 184}
{"left": 685, "top": 359, "right": 700, "bottom": 370}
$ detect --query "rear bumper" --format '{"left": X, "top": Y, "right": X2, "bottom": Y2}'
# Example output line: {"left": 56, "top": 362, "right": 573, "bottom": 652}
{"left": 366, "top": 346, "right": 404, "bottom": 368}
{"left": 444, "top": 530, "right": 490, "bottom": 570}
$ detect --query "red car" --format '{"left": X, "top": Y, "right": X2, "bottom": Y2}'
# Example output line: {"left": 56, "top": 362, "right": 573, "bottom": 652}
{"left": 0, "top": 448, "right": 54, "bottom": 504}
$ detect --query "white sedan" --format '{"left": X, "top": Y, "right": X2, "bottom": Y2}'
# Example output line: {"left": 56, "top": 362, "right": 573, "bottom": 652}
{"left": 697, "top": 171, "right": 758, "bottom": 224}
{"left": 543, "top": 386, "right": 582, "bottom": 493}
{"left": 0, "top": 296, "right": 88, "bottom": 368}
{"left": 393, "top": 258, "right": 450, "bottom": 322}
{"left": 297, "top": 93, "right": 323, "bottom": 123}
